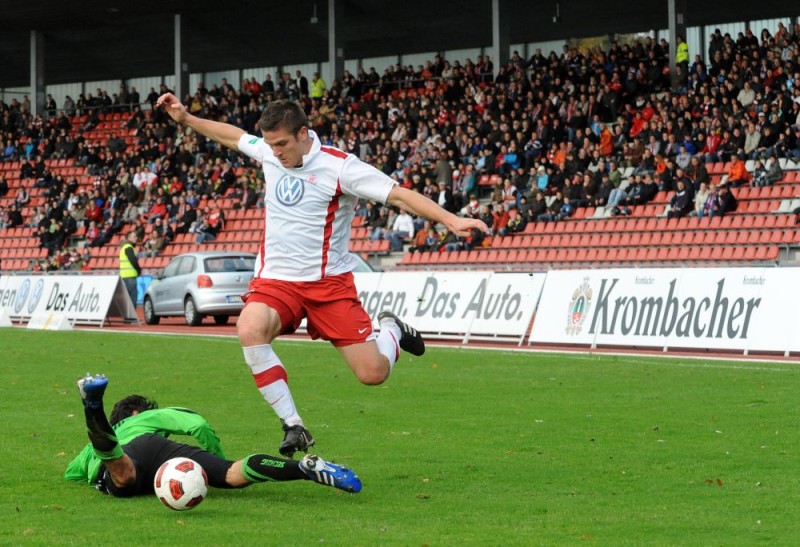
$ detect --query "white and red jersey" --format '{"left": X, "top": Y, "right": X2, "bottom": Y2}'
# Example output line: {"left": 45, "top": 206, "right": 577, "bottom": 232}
{"left": 237, "top": 130, "right": 395, "bottom": 281}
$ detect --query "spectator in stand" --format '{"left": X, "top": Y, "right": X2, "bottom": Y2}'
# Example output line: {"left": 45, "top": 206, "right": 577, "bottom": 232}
{"left": 491, "top": 203, "right": 509, "bottom": 234}
{"left": 206, "top": 204, "right": 225, "bottom": 236}
{"left": 686, "top": 156, "right": 709, "bottom": 190}
{"left": 6, "top": 203, "right": 23, "bottom": 228}
{"left": 744, "top": 123, "right": 761, "bottom": 159}
{"left": 0, "top": 176, "right": 8, "bottom": 198}
{"left": 500, "top": 178, "right": 518, "bottom": 209}
{"left": 753, "top": 155, "right": 783, "bottom": 187}
{"left": 15, "top": 187, "right": 30, "bottom": 207}
{"left": 175, "top": 203, "right": 197, "bottom": 234}
{"left": 751, "top": 159, "right": 769, "bottom": 188}
{"left": 146, "top": 196, "right": 168, "bottom": 223}
{"left": 88, "top": 220, "right": 115, "bottom": 248}
{"left": 667, "top": 179, "right": 693, "bottom": 218}
{"left": 140, "top": 218, "right": 170, "bottom": 256}
{"left": 463, "top": 226, "right": 485, "bottom": 250}
{"left": 387, "top": 208, "right": 415, "bottom": 252}
{"left": 725, "top": 155, "right": 750, "bottom": 188}
{"left": 436, "top": 181, "right": 455, "bottom": 213}
{"left": 536, "top": 191, "right": 565, "bottom": 222}
{"left": 38, "top": 224, "right": 57, "bottom": 256}
{"left": 716, "top": 186, "right": 738, "bottom": 216}
{"left": 232, "top": 181, "right": 259, "bottom": 210}
{"left": 499, "top": 205, "right": 527, "bottom": 236}
{"left": 195, "top": 217, "right": 217, "bottom": 244}
{"left": 407, "top": 221, "right": 433, "bottom": 254}
{"left": 691, "top": 182, "right": 710, "bottom": 217}
{"left": 60, "top": 209, "right": 77, "bottom": 238}
{"left": 83, "top": 197, "right": 103, "bottom": 226}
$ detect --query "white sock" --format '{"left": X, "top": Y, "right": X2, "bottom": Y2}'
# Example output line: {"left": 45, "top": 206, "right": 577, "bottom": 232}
{"left": 376, "top": 321, "right": 401, "bottom": 369}
{"left": 243, "top": 344, "right": 302, "bottom": 427}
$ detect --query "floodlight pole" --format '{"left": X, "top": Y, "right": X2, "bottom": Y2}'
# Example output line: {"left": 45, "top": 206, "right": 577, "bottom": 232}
{"left": 174, "top": 14, "right": 189, "bottom": 101}
{"left": 491, "top": 0, "right": 510, "bottom": 75}
{"left": 668, "top": 0, "right": 687, "bottom": 91}
{"left": 30, "top": 30, "right": 45, "bottom": 118}
{"left": 328, "top": 0, "right": 344, "bottom": 84}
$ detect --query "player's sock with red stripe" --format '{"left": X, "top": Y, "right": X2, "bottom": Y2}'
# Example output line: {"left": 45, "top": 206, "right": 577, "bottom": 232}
{"left": 376, "top": 322, "right": 401, "bottom": 369}
{"left": 243, "top": 344, "right": 303, "bottom": 427}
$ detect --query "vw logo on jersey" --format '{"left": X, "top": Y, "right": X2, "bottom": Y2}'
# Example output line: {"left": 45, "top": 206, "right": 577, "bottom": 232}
{"left": 275, "top": 175, "right": 305, "bottom": 206}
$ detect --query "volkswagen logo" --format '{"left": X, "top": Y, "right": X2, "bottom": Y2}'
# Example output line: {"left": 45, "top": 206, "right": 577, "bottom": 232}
{"left": 14, "top": 279, "right": 30, "bottom": 314}
{"left": 275, "top": 175, "right": 305, "bottom": 206}
{"left": 28, "top": 278, "right": 45, "bottom": 314}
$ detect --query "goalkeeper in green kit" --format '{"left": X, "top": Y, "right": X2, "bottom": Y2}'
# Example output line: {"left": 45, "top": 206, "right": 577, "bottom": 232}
{"left": 65, "top": 374, "right": 361, "bottom": 496}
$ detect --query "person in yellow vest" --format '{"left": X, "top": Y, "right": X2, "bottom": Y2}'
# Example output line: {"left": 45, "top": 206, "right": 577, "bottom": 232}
{"left": 310, "top": 72, "right": 327, "bottom": 100}
{"left": 675, "top": 36, "right": 689, "bottom": 74}
{"left": 119, "top": 232, "right": 142, "bottom": 308}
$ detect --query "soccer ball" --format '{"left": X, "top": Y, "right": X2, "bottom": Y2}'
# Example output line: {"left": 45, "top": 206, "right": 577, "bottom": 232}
{"left": 153, "top": 457, "right": 208, "bottom": 511}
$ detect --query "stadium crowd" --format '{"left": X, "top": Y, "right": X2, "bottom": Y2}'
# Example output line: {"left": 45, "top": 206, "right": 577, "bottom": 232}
{"left": 2, "top": 20, "right": 800, "bottom": 267}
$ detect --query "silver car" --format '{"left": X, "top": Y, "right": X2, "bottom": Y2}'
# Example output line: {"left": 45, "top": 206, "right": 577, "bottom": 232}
{"left": 143, "top": 251, "right": 256, "bottom": 326}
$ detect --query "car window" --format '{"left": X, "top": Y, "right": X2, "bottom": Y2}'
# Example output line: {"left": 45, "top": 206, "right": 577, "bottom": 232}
{"left": 162, "top": 257, "right": 183, "bottom": 278}
{"left": 204, "top": 256, "right": 256, "bottom": 273}
{"left": 177, "top": 256, "right": 196, "bottom": 276}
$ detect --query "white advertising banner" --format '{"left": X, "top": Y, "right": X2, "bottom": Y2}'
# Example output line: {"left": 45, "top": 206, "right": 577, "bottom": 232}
{"left": 354, "top": 271, "right": 545, "bottom": 339}
{"left": 529, "top": 268, "right": 800, "bottom": 353}
{"left": 0, "top": 274, "right": 137, "bottom": 325}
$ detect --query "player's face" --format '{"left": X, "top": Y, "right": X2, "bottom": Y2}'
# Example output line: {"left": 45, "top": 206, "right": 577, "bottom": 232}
{"left": 263, "top": 126, "right": 310, "bottom": 168}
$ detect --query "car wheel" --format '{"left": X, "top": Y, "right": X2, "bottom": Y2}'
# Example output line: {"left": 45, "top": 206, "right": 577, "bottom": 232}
{"left": 213, "top": 315, "right": 229, "bottom": 326}
{"left": 143, "top": 297, "right": 160, "bottom": 325}
{"left": 184, "top": 296, "right": 203, "bottom": 326}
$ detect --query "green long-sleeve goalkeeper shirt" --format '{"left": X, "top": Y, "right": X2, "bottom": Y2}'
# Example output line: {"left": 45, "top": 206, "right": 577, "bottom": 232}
{"left": 64, "top": 407, "right": 226, "bottom": 484}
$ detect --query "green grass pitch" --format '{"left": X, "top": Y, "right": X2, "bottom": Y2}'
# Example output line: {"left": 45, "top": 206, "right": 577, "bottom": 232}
{"left": 1, "top": 329, "right": 799, "bottom": 545}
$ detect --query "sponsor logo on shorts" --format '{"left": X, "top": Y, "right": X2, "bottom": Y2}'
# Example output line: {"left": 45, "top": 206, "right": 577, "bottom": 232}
{"left": 276, "top": 175, "right": 305, "bottom": 206}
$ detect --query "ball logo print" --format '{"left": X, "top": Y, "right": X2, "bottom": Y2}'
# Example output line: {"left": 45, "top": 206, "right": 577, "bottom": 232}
{"left": 153, "top": 457, "right": 208, "bottom": 511}
{"left": 276, "top": 175, "right": 305, "bottom": 206}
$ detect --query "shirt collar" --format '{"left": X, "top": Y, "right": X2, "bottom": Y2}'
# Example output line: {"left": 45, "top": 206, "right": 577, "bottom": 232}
{"left": 299, "top": 129, "right": 321, "bottom": 167}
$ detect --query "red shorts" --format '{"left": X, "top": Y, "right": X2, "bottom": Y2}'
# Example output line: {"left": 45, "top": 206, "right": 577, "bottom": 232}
{"left": 242, "top": 272, "right": 373, "bottom": 347}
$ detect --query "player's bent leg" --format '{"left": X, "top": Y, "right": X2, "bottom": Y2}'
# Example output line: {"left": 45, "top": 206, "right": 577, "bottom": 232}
{"left": 336, "top": 341, "right": 391, "bottom": 385}
{"left": 238, "top": 302, "right": 310, "bottom": 454}
{"left": 77, "top": 373, "right": 123, "bottom": 460}
{"left": 236, "top": 301, "right": 282, "bottom": 346}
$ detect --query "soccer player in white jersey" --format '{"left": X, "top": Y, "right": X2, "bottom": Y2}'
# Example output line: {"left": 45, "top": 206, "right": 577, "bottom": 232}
{"left": 156, "top": 93, "right": 488, "bottom": 456}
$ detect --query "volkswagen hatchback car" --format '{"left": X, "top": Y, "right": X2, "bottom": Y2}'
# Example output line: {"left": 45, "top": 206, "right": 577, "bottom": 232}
{"left": 143, "top": 251, "right": 256, "bottom": 326}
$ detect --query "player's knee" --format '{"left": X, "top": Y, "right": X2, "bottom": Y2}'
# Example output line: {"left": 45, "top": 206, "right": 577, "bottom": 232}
{"left": 354, "top": 362, "right": 390, "bottom": 385}
{"left": 237, "top": 314, "right": 267, "bottom": 345}
{"left": 237, "top": 306, "right": 280, "bottom": 345}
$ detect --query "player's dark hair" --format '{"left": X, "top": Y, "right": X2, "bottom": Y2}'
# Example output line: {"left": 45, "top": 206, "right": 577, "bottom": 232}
{"left": 109, "top": 395, "right": 158, "bottom": 426}
{"left": 258, "top": 100, "right": 308, "bottom": 135}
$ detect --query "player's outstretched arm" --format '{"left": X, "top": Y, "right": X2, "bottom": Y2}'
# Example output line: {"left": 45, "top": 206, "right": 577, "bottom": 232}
{"left": 156, "top": 92, "right": 245, "bottom": 151}
{"left": 386, "top": 186, "right": 489, "bottom": 237}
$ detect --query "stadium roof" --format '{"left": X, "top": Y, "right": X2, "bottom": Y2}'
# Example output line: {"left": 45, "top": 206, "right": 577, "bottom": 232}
{"left": 0, "top": 0, "right": 795, "bottom": 88}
